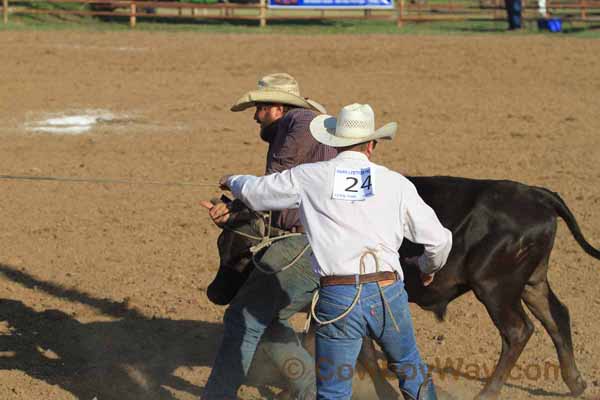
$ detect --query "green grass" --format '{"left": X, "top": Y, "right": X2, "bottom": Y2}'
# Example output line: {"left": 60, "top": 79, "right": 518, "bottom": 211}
{"left": 2, "top": 6, "right": 600, "bottom": 36}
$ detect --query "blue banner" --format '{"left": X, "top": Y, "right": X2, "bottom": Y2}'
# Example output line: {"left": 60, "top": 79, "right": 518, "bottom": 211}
{"left": 268, "top": 0, "right": 394, "bottom": 9}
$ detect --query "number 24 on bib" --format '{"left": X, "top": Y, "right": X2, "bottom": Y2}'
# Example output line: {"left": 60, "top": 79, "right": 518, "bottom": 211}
{"left": 332, "top": 167, "right": 374, "bottom": 201}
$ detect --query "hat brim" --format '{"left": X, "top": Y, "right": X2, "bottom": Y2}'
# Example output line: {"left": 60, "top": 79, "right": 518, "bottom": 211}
{"left": 231, "top": 89, "right": 326, "bottom": 114}
{"left": 309, "top": 115, "right": 397, "bottom": 147}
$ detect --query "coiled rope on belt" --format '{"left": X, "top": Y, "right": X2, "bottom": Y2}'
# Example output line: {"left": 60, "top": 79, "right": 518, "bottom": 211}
{"left": 304, "top": 249, "right": 401, "bottom": 333}
{"left": 222, "top": 211, "right": 311, "bottom": 275}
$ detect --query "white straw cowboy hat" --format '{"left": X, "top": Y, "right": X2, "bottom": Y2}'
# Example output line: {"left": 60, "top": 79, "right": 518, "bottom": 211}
{"left": 310, "top": 103, "right": 397, "bottom": 147}
{"left": 231, "top": 73, "right": 327, "bottom": 114}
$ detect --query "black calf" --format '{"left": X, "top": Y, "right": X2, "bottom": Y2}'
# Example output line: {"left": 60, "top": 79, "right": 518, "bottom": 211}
{"left": 207, "top": 176, "right": 600, "bottom": 399}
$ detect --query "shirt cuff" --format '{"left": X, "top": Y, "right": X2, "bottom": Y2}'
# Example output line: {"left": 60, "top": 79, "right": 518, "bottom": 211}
{"left": 227, "top": 175, "right": 257, "bottom": 200}
{"left": 417, "top": 255, "right": 435, "bottom": 275}
{"left": 417, "top": 229, "right": 453, "bottom": 274}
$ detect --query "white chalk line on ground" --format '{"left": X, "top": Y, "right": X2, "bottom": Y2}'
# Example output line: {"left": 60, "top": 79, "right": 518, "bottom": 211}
{"left": 25, "top": 110, "right": 133, "bottom": 135}
{"left": 22, "top": 109, "right": 188, "bottom": 136}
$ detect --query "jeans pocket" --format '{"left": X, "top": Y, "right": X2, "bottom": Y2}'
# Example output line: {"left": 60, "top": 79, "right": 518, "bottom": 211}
{"left": 315, "top": 298, "right": 349, "bottom": 339}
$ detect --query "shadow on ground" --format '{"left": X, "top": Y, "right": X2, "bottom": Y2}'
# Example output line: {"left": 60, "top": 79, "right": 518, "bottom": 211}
{"left": 0, "top": 263, "right": 579, "bottom": 399}
{"left": 0, "top": 263, "right": 283, "bottom": 400}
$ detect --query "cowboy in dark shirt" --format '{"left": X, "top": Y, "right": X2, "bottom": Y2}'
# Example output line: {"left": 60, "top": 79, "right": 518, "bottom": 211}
{"left": 200, "top": 73, "right": 336, "bottom": 400}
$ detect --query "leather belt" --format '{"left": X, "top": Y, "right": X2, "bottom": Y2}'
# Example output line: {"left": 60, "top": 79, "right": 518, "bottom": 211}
{"left": 320, "top": 271, "right": 398, "bottom": 287}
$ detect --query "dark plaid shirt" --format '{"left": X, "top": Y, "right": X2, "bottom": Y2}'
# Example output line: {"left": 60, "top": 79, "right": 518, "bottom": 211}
{"left": 263, "top": 108, "right": 337, "bottom": 231}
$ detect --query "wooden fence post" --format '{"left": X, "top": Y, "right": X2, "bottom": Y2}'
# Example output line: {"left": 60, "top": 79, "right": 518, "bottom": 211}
{"left": 130, "top": 0, "right": 137, "bottom": 28}
{"left": 396, "top": 0, "right": 404, "bottom": 27}
{"left": 3, "top": 0, "right": 8, "bottom": 25}
{"left": 259, "top": 0, "right": 267, "bottom": 27}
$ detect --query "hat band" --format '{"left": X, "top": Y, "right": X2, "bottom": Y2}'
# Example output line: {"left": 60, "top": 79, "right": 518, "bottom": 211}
{"left": 257, "top": 84, "right": 301, "bottom": 97}
{"left": 335, "top": 119, "right": 375, "bottom": 138}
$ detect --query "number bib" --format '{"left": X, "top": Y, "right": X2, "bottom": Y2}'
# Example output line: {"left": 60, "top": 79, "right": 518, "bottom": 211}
{"left": 332, "top": 167, "right": 374, "bottom": 201}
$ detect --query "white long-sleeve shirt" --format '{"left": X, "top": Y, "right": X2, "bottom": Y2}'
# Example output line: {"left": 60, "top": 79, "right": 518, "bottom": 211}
{"left": 227, "top": 151, "right": 452, "bottom": 279}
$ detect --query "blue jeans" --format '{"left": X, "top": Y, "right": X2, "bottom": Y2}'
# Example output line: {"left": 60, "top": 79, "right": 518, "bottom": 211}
{"left": 505, "top": 0, "right": 522, "bottom": 29}
{"left": 203, "top": 236, "right": 318, "bottom": 399}
{"left": 315, "top": 281, "right": 428, "bottom": 400}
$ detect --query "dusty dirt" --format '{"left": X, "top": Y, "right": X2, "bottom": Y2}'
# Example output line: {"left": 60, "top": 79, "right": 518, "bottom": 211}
{"left": 0, "top": 31, "right": 599, "bottom": 400}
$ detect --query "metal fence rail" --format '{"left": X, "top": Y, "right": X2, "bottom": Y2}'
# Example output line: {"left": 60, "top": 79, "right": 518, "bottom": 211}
{"left": 2, "top": 0, "right": 599, "bottom": 27}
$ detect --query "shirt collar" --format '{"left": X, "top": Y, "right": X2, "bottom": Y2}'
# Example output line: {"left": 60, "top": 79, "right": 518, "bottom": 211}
{"left": 335, "top": 151, "right": 370, "bottom": 162}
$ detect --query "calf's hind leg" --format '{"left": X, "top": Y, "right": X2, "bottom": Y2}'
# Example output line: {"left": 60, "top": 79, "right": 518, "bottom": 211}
{"left": 522, "top": 278, "right": 587, "bottom": 396}
{"left": 472, "top": 287, "right": 534, "bottom": 399}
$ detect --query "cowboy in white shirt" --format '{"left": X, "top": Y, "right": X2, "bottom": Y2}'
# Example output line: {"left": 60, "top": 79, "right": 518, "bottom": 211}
{"left": 220, "top": 103, "right": 452, "bottom": 400}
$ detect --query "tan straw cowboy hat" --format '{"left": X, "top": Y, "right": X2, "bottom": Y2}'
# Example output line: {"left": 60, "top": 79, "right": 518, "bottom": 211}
{"left": 231, "top": 73, "right": 327, "bottom": 114}
{"left": 310, "top": 103, "right": 397, "bottom": 147}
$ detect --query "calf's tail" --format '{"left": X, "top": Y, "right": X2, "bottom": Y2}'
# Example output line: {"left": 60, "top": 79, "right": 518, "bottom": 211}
{"left": 534, "top": 187, "right": 600, "bottom": 260}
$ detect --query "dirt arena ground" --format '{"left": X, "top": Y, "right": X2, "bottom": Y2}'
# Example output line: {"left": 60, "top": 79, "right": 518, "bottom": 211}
{"left": 0, "top": 31, "right": 599, "bottom": 400}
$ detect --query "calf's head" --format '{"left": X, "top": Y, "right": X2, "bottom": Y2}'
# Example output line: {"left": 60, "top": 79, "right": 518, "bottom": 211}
{"left": 206, "top": 201, "right": 266, "bottom": 305}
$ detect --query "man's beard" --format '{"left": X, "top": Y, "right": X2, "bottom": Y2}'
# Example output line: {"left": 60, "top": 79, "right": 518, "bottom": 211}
{"left": 260, "top": 120, "right": 280, "bottom": 143}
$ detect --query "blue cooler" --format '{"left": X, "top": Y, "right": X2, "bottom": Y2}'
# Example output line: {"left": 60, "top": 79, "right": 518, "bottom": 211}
{"left": 547, "top": 18, "right": 562, "bottom": 32}
{"left": 537, "top": 17, "right": 563, "bottom": 32}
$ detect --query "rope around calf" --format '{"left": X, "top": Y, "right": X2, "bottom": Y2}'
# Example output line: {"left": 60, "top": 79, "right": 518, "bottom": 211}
{"left": 221, "top": 211, "right": 310, "bottom": 275}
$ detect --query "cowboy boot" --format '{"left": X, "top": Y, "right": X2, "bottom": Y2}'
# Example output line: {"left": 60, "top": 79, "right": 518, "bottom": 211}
{"left": 416, "top": 377, "right": 438, "bottom": 400}
{"left": 401, "top": 377, "right": 438, "bottom": 400}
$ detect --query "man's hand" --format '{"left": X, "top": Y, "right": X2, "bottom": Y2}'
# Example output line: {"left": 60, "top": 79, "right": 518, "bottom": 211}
{"left": 199, "top": 200, "right": 231, "bottom": 227}
{"left": 420, "top": 272, "right": 435, "bottom": 287}
{"left": 219, "top": 175, "right": 233, "bottom": 191}
{"left": 403, "top": 256, "right": 436, "bottom": 287}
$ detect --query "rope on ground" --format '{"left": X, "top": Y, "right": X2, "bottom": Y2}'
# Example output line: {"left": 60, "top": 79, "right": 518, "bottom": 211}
{"left": 0, "top": 174, "right": 218, "bottom": 188}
